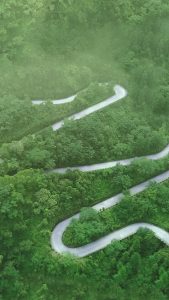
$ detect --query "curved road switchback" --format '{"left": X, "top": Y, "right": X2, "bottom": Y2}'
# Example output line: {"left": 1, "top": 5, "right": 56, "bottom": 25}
{"left": 1, "top": 82, "right": 168, "bottom": 256}
{"left": 52, "top": 85, "right": 127, "bottom": 131}
{"left": 51, "top": 170, "right": 169, "bottom": 257}
{"left": 50, "top": 85, "right": 169, "bottom": 257}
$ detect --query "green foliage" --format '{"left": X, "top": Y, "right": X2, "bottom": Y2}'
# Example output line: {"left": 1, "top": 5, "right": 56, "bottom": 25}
{"left": 0, "top": 169, "right": 169, "bottom": 300}
{"left": 1, "top": 1, "right": 169, "bottom": 299}
{"left": 0, "top": 81, "right": 116, "bottom": 144}
{"left": 63, "top": 180, "right": 169, "bottom": 247}
{"left": 0, "top": 0, "right": 44, "bottom": 57}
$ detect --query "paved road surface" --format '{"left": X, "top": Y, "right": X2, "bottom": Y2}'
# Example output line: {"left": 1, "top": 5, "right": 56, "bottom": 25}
{"left": 52, "top": 85, "right": 127, "bottom": 130}
{"left": 50, "top": 144, "right": 169, "bottom": 174}
{"left": 50, "top": 85, "right": 169, "bottom": 257}
{"left": 32, "top": 94, "right": 77, "bottom": 105}
{"left": 51, "top": 170, "right": 169, "bottom": 257}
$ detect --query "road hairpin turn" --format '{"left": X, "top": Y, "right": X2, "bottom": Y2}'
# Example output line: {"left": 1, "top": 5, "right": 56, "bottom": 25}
{"left": 48, "top": 85, "right": 169, "bottom": 257}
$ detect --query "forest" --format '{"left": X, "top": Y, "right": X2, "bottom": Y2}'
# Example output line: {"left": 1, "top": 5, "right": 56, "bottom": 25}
{"left": 1, "top": 0, "right": 169, "bottom": 299}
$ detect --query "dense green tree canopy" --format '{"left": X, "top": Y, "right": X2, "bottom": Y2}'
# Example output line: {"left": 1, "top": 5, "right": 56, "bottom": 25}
{"left": 1, "top": 0, "right": 169, "bottom": 299}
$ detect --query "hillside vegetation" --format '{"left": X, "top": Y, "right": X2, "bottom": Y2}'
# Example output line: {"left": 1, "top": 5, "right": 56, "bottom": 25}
{"left": 1, "top": 1, "right": 169, "bottom": 299}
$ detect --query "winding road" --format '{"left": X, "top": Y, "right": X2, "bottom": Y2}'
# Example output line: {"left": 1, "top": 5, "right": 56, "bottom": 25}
{"left": 32, "top": 94, "right": 77, "bottom": 105}
{"left": 52, "top": 85, "right": 127, "bottom": 131}
{"left": 51, "top": 144, "right": 169, "bottom": 174}
{"left": 51, "top": 170, "right": 169, "bottom": 257}
{"left": 36, "top": 84, "right": 169, "bottom": 257}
